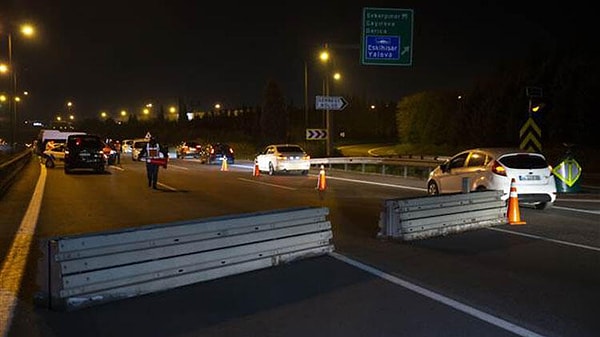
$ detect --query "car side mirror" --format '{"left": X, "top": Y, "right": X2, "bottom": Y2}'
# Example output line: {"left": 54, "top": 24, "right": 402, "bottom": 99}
{"left": 440, "top": 162, "right": 450, "bottom": 173}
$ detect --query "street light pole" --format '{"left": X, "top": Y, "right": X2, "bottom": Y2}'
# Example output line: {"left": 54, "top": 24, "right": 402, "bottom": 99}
{"left": 304, "top": 60, "right": 308, "bottom": 128}
{"left": 7, "top": 33, "right": 16, "bottom": 147}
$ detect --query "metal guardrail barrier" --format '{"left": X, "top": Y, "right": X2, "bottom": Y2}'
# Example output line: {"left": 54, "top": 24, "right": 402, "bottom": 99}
{"left": 310, "top": 156, "right": 449, "bottom": 178}
{"left": 0, "top": 149, "right": 32, "bottom": 197}
{"left": 39, "top": 207, "right": 334, "bottom": 311}
{"left": 377, "top": 190, "right": 507, "bottom": 241}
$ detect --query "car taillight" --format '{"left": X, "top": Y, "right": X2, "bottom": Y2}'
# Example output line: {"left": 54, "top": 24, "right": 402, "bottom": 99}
{"left": 491, "top": 160, "right": 507, "bottom": 176}
{"left": 229, "top": 148, "right": 234, "bottom": 154}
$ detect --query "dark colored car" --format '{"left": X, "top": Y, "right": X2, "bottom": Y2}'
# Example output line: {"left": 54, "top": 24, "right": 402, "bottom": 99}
{"left": 64, "top": 134, "right": 108, "bottom": 174}
{"left": 201, "top": 143, "right": 234, "bottom": 165}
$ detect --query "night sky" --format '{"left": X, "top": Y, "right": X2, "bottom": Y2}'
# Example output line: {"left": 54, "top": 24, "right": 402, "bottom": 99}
{"left": 2, "top": 1, "right": 590, "bottom": 122}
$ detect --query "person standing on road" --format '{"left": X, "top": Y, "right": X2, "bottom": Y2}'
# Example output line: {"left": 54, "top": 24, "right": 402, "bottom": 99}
{"left": 139, "top": 137, "right": 167, "bottom": 189}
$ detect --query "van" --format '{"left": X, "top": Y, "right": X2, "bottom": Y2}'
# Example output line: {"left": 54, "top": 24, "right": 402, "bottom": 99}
{"left": 36, "top": 129, "right": 86, "bottom": 155}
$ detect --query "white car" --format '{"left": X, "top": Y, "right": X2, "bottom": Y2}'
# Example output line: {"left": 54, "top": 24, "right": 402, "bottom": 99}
{"left": 42, "top": 143, "right": 67, "bottom": 168}
{"left": 426, "top": 148, "right": 557, "bottom": 209}
{"left": 255, "top": 144, "right": 311, "bottom": 175}
{"left": 131, "top": 139, "right": 149, "bottom": 161}
{"left": 121, "top": 139, "right": 134, "bottom": 154}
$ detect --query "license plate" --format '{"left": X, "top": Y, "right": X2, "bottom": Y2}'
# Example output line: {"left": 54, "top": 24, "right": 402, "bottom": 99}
{"left": 519, "top": 175, "right": 540, "bottom": 181}
{"left": 79, "top": 153, "right": 90, "bottom": 157}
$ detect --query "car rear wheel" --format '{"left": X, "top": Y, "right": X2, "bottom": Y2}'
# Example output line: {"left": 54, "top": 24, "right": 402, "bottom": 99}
{"left": 427, "top": 181, "right": 439, "bottom": 195}
{"left": 268, "top": 163, "right": 275, "bottom": 175}
{"left": 45, "top": 158, "right": 55, "bottom": 168}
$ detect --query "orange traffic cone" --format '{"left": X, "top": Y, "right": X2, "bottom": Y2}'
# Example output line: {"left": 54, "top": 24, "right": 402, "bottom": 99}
{"left": 253, "top": 161, "right": 260, "bottom": 177}
{"left": 316, "top": 165, "right": 327, "bottom": 191}
{"left": 221, "top": 158, "right": 228, "bottom": 171}
{"left": 507, "top": 178, "right": 526, "bottom": 225}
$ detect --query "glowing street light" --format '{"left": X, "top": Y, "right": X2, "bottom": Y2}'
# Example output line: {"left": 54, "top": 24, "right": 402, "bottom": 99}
{"left": 6, "top": 23, "right": 35, "bottom": 146}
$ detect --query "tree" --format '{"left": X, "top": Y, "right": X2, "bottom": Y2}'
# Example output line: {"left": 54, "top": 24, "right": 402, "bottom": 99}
{"left": 259, "top": 79, "right": 288, "bottom": 144}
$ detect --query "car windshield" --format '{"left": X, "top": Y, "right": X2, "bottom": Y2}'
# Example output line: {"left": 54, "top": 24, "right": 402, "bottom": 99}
{"left": 68, "top": 136, "right": 103, "bottom": 150}
{"left": 278, "top": 146, "right": 304, "bottom": 153}
{"left": 499, "top": 154, "right": 548, "bottom": 169}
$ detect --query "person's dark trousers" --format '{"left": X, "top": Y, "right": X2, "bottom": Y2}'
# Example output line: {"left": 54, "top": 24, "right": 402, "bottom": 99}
{"left": 146, "top": 163, "right": 159, "bottom": 188}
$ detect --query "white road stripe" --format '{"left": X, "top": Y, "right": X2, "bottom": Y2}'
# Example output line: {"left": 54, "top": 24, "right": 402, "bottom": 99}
{"left": 0, "top": 166, "right": 47, "bottom": 337}
{"left": 489, "top": 227, "right": 600, "bottom": 252}
{"left": 330, "top": 252, "right": 547, "bottom": 337}
{"left": 238, "top": 178, "right": 298, "bottom": 190}
{"left": 551, "top": 205, "right": 600, "bottom": 215}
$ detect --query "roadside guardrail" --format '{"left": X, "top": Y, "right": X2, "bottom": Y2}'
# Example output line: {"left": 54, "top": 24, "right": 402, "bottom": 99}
{"left": 0, "top": 149, "right": 32, "bottom": 197}
{"left": 310, "top": 156, "right": 449, "bottom": 179}
{"left": 39, "top": 206, "right": 333, "bottom": 311}
{"left": 378, "top": 190, "right": 507, "bottom": 241}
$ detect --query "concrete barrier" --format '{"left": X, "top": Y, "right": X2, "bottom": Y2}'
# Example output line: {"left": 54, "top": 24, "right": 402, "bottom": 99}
{"left": 39, "top": 206, "right": 333, "bottom": 310}
{"left": 378, "top": 190, "right": 507, "bottom": 241}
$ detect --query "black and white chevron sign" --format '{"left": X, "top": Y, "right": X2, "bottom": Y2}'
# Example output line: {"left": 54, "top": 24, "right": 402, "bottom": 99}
{"left": 306, "top": 129, "right": 328, "bottom": 140}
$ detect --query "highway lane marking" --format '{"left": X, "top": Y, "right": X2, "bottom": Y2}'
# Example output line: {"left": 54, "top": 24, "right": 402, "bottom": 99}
{"left": 238, "top": 178, "right": 298, "bottom": 190}
{"left": 489, "top": 227, "right": 600, "bottom": 252}
{"left": 156, "top": 182, "right": 178, "bottom": 191}
{"left": 551, "top": 206, "right": 600, "bottom": 215}
{"left": 558, "top": 198, "right": 600, "bottom": 203}
{"left": 321, "top": 175, "right": 427, "bottom": 192}
{"left": 0, "top": 166, "right": 47, "bottom": 337}
{"left": 330, "top": 252, "right": 547, "bottom": 337}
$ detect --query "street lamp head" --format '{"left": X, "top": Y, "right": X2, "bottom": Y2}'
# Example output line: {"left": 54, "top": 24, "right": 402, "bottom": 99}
{"left": 20, "top": 24, "right": 35, "bottom": 37}
{"left": 319, "top": 51, "right": 329, "bottom": 63}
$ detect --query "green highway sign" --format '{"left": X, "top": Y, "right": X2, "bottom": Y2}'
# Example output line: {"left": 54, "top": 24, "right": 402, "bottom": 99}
{"left": 361, "top": 7, "right": 414, "bottom": 66}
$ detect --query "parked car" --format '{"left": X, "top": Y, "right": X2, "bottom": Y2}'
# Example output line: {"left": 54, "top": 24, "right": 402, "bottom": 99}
{"left": 176, "top": 141, "right": 203, "bottom": 159}
{"left": 255, "top": 144, "right": 310, "bottom": 175}
{"left": 201, "top": 143, "right": 234, "bottom": 165}
{"left": 131, "top": 138, "right": 149, "bottom": 161}
{"left": 426, "top": 148, "right": 557, "bottom": 209}
{"left": 42, "top": 143, "right": 67, "bottom": 168}
{"left": 64, "top": 134, "right": 107, "bottom": 174}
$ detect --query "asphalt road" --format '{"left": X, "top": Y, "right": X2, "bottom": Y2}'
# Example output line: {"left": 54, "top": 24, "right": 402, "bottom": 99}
{"left": 1, "top": 156, "right": 599, "bottom": 337}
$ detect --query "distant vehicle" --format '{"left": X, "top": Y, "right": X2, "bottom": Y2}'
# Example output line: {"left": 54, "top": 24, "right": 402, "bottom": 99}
{"left": 176, "top": 141, "right": 203, "bottom": 159}
{"left": 201, "top": 143, "right": 234, "bottom": 165}
{"left": 255, "top": 144, "right": 310, "bottom": 175}
{"left": 131, "top": 139, "right": 149, "bottom": 161}
{"left": 42, "top": 143, "right": 67, "bottom": 168}
{"left": 36, "top": 129, "right": 86, "bottom": 155}
{"left": 64, "top": 134, "right": 107, "bottom": 174}
{"left": 121, "top": 139, "right": 134, "bottom": 154}
{"left": 426, "top": 148, "right": 557, "bottom": 209}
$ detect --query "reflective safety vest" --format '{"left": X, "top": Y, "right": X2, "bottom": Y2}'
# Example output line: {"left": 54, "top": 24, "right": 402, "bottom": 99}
{"left": 146, "top": 143, "right": 164, "bottom": 163}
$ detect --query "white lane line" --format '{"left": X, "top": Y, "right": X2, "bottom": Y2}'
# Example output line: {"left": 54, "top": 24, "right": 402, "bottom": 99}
{"left": 323, "top": 175, "right": 427, "bottom": 192}
{"left": 330, "top": 252, "right": 547, "bottom": 337}
{"left": 156, "top": 182, "right": 178, "bottom": 191}
{"left": 489, "top": 227, "right": 600, "bottom": 252}
{"left": 551, "top": 206, "right": 600, "bottom": 215}
{"left": 238, "top": 178, "right": 297, "bottom": 190}
{"left": 558, "top": 198, "right": 600, "bottom": 203}
{"left": 0, "top": 166, "right": 47, "bottom": 337}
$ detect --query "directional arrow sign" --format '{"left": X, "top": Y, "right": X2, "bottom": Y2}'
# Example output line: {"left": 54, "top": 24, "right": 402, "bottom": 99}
{"left": 306, "top": 129, "right": 328, "bottom": 140}
{"left": 315, "top": 96, "right": 349, "bottom": 110}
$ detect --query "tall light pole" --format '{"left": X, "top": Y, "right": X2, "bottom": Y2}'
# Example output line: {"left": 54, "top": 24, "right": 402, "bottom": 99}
{"left": 6, "top": 24, "right": 34, "bottom": 147}
{"left": 320, "top": 45, "right": 332, "bottom": 156}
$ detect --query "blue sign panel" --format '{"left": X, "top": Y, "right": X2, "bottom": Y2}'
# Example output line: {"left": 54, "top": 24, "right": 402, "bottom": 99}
{"left": 365, "top": 36, "right": 400, "bottom": 60}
